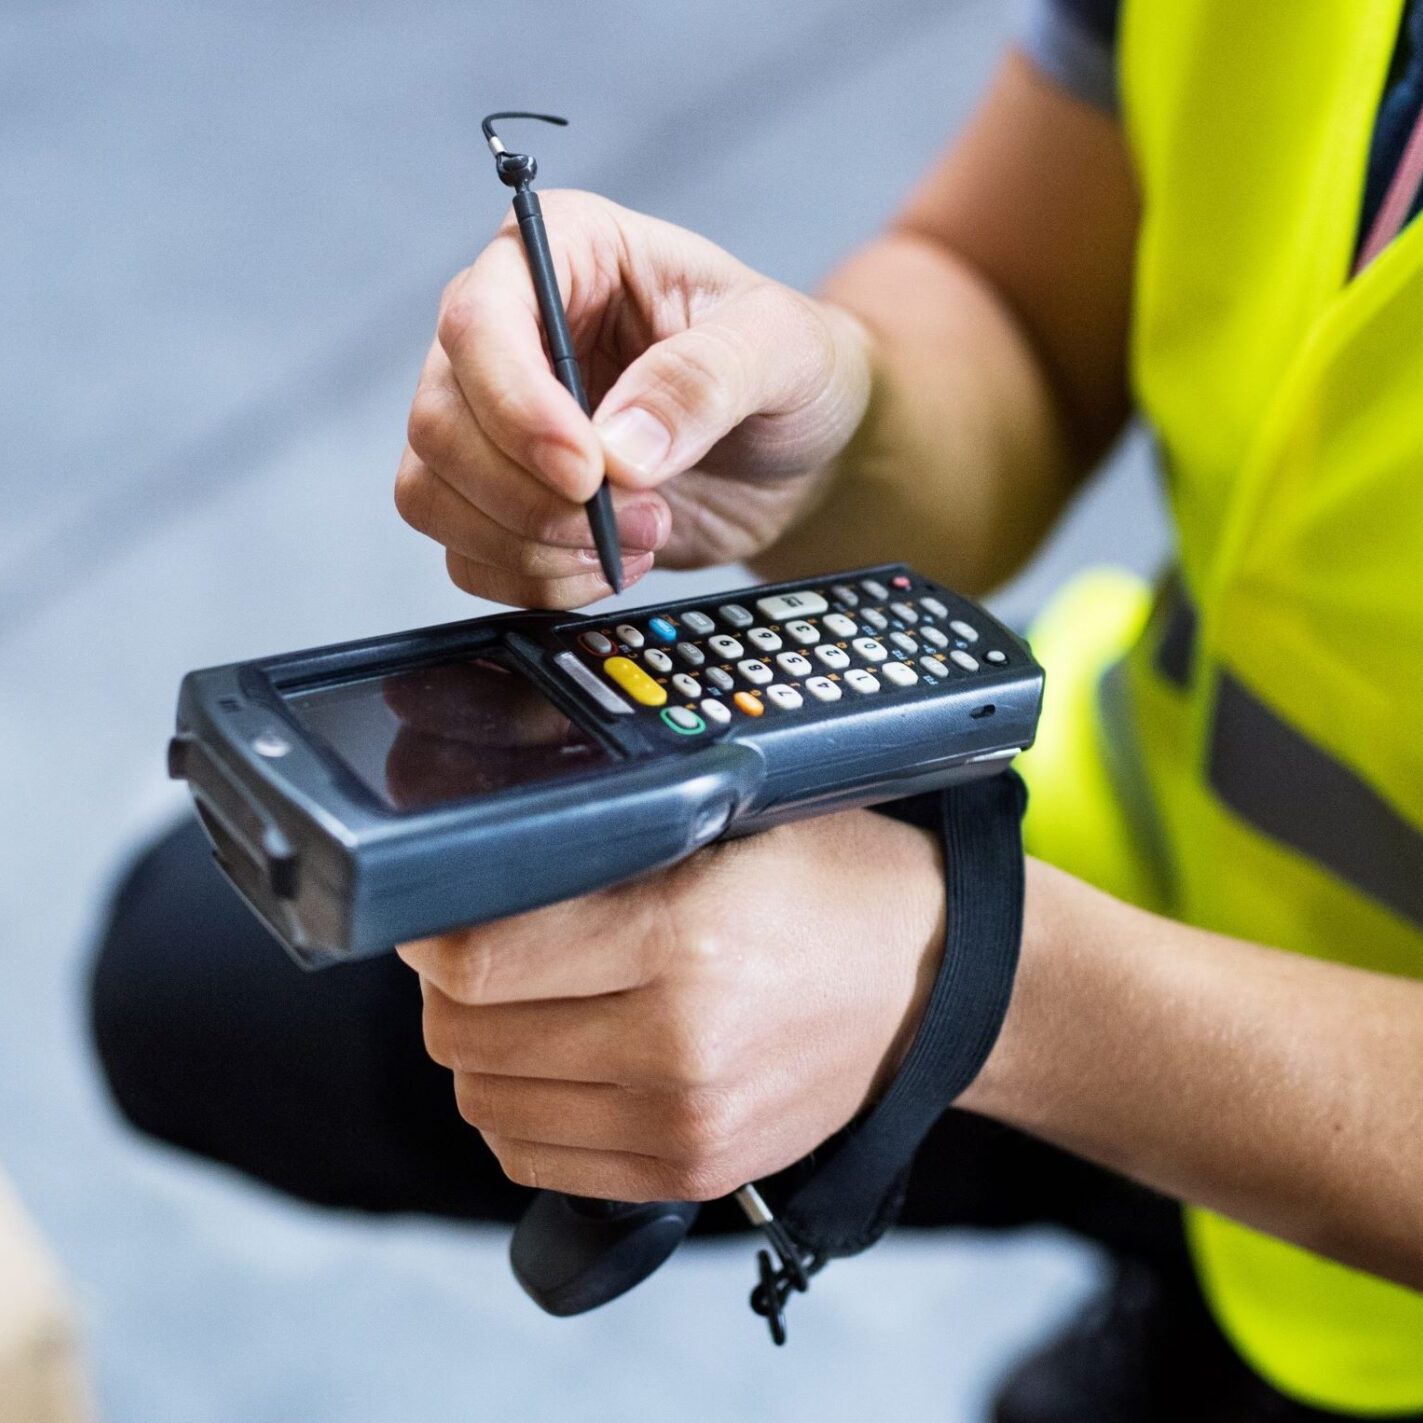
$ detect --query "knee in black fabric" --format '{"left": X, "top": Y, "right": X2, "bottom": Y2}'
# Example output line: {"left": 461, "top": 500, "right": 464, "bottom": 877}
{"left": 89, "top": 816, "right": 254, "bottom": 1144}
{"left": 88, "top": 814, "right": 529, "bottom": 1221}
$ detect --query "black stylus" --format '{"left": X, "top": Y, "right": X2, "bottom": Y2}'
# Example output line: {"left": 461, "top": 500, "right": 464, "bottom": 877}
{"left": 482, "top": 112, "right": 623, "bottom": 594}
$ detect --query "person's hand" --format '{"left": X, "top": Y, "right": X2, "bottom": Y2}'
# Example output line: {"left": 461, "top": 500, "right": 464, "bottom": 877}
{"left": 397, "top": 809, "right": 945, "bottom": 1201}
{"left": 395, "top": 190, "right": 872, "bottom": 608}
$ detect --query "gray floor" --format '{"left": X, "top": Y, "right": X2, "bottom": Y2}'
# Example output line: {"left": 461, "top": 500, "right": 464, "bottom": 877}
{"left": 2, "top": 2, "right": 1167, "bottom": 1419}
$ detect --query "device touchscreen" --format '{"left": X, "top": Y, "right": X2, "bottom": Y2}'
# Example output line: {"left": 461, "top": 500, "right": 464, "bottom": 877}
{"left": 284, "top": 654, "right": 612, "bottom": 811}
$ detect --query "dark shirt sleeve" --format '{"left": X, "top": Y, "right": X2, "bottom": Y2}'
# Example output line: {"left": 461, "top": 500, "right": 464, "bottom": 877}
{"left": 1018, "top": 0, "right": 1121, "bottom": 112}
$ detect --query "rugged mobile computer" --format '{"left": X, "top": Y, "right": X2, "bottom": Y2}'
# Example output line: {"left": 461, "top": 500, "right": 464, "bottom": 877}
{"left": 169, "top": 565, "right": 1043, "bottom": 967}
{"left": 170, "top": 565, "right": 1043, "bottom": 965}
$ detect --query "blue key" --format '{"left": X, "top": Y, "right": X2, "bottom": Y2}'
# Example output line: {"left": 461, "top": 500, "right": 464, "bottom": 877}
{"left": 648, "top": 616, "right": 678, "bottom": 643}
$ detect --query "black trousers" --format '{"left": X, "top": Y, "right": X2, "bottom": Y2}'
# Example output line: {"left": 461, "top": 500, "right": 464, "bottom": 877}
{"left": 89, "top": 816, "right": 1183, "bottom": 1263}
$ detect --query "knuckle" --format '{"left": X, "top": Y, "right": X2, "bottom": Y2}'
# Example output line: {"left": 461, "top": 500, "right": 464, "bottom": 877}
{"left": 406, "top": 387, "right": 456, "bottom": 467}
{"left": 435, "top": 293, "right": 479, "bottom": 357}
{"left": 489, "top": 1138, "right": 539, "bottom": 1189}
{"left": 663, "top": 1088, "right": 739, "bottom": 1162}
{"left": 662, "top": 1156, "right": 740, "bottom": 1203}
{"left": 420, "top": 995, "right": 461, "bottom": 1069}
{"left": 453, "top": 1074, "right": 498, "bottom": 1133}
{"left": 393, "top": 458, "right": 434, "bottom": 530}
{"left": 445, "top": 551, "right": 489, "bottom": 599}
{"left": 652, "top": 1004, "right": 725, "bottom": 1091}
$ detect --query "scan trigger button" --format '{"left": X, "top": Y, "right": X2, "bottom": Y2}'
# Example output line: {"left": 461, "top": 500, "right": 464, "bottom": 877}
{"left": 603, "top": 655, "right": 667, "bottom": 707}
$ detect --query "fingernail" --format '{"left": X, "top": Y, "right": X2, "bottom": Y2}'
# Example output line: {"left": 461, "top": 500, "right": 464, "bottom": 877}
{"left": 596, "top": 407, "right": 671, "bottom": 479}
{"left": 617, "top": 500, "right": 668, "bottom": 552}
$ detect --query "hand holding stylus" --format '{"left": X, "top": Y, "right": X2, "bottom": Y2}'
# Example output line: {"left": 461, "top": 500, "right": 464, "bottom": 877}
{"left": 395, "top": 184, "right": 871, "bottom": 608}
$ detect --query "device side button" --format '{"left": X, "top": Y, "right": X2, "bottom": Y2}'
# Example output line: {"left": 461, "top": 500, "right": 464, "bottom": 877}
{"left": 603, "top": 656, "right": 667, "bottom": 707}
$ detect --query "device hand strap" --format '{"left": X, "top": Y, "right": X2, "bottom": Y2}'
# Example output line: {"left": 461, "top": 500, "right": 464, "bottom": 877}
{"left": 745, "top": 769, "right": 1028, "bottom": 1336}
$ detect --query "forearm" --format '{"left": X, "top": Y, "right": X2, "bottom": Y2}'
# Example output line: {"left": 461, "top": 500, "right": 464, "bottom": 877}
{"left": 755, "top": 53, "right": 1137, "bottom": 593}
{"left": 961, "top": 859, "right": 1423, "bottom": 1289}
{"left": 755, "top": 233, "right": 1076, "bottom": 593}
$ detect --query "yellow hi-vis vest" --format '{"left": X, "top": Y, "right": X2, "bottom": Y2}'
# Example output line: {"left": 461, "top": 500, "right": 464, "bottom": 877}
{"left": 1019, "top": 0, "right": 1423, "bottom": 1412}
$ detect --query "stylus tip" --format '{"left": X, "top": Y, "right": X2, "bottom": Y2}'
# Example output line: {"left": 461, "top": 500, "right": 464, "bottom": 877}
{"left": 586, "top": 486, "right": 624, "bottom": 596}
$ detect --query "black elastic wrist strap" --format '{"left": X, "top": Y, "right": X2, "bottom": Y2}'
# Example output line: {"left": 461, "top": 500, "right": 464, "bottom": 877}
{"left": 772, "top": 767, "right": 1028, "bottom": 1259}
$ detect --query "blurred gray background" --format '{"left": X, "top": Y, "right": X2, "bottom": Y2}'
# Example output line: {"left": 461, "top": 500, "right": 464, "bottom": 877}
{"left": 1, "top": 1, "right": 1165, "bottom": 1419}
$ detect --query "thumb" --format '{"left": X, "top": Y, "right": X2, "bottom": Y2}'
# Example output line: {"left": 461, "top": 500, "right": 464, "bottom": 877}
{"left": 592, "top": 284, "right": 825, "bottom": 488}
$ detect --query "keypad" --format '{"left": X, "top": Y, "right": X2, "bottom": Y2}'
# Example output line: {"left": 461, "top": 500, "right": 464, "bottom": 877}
{"left": 566, "top": 573, "right": 1012, "bottom": 733}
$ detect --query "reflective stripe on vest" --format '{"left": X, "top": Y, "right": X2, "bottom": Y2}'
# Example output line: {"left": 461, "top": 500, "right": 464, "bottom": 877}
{"left": 1107, "top": 1, "right": 1423, "bottom": 1410}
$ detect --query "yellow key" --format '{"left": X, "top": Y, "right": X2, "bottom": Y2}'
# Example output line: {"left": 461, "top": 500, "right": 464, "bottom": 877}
{"left": 603, "top": 655, "right": 667, "bottom": 707}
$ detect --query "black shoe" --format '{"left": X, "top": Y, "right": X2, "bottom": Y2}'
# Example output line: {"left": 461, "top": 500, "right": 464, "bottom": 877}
{"left": 992, "top": 1257, "right": 1402, "bottom": 1423}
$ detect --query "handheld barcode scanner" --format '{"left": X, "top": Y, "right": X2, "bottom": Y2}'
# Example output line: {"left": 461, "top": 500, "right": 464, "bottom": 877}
{"left": 170, "top": 565, "right": 1042, "bottom": 1338}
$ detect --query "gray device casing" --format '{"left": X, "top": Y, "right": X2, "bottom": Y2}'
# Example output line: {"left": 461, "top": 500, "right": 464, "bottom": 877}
{"left": 168, "top": 565, "right": 1043, "bottom": 967}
